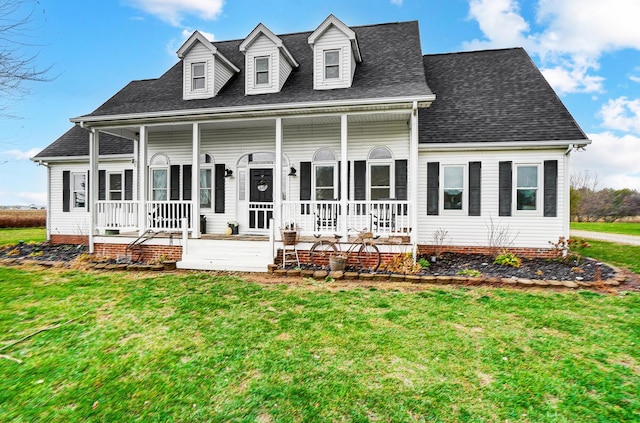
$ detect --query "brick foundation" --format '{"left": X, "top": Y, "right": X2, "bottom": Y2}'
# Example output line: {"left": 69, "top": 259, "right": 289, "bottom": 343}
{"left": 50, "top": 234, "right": 89, "bottom": 245}
{"left": 93, "top": 243, "right": 182, "bottom": 262}
{"left": 416, "top": 245, "right": 556, "bottom": 259}
{"left": 277, "top": 249, "right": 403, "bottom": 267}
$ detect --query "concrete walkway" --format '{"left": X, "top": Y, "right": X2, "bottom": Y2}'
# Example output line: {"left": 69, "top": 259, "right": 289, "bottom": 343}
{"left": 570, "top": 230, "right": 640, "bottom": 246}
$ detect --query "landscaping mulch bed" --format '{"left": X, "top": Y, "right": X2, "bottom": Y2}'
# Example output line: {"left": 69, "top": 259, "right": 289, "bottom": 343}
{"left": 0, "top": 241, "right": 88, "bottom": 262}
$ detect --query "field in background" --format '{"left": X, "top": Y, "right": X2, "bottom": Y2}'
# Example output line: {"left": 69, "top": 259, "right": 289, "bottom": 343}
{"left": 0, "top": 210, "right": 46, "bottom": 228}
{"left": 571, "top": 222, "right": 640, "bottom": 236}
{"left": 0, "top": 228, "right": 46, "bottom": 246}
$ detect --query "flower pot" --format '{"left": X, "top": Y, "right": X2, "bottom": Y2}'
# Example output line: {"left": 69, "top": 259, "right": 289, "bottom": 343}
{"left": 228, "top": 224, "right": 239, "bottom": 235}
{"left": 329, "top": 256, "right": 346, "bottom": 271}
{"left": 282, "top": 230, "right": 298, "bottom": 245}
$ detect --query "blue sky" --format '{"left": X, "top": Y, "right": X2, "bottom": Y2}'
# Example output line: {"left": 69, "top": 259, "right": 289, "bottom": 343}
{"left": 1, "top": 0, "right": 639, "bottom": 205}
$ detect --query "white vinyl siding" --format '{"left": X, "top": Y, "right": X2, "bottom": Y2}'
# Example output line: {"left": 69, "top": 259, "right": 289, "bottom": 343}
{"left": 182, "top": 41, "right": 235, "bottom": 100}
{"left": 244, "top": 34, "right": 293, "bottom": 95}
{"left": 312, "top": 26, "right": 354, "bottom": 90}
{"left": 417, "top": 148, "right": 567, "bottom": 249}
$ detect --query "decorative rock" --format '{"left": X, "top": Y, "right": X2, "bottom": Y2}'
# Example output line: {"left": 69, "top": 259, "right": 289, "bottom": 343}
{"left": 452, "top": 276, "right": 467, "bottom": 284}
{"left": 301, "top": 269, "right": 315, "bottom": 278}
{"left": 149, "top": 264, "right": 164, "bottom": 271}
{"left": 501, "top": 278, "right": 517, "bottom": 285}
{"left": 562, "top": 280, "right": 579, "bottom": 288}
{"left": 115, "top": 264, "right": 128, "bottom": 271}
{"left": 405, "top": 275, "right": 421, "bottom": 283}
{"left": 436, "top": 275, "right": 451, "bottom": 284}
{"left": 373, "top": 273, "right": 390, "bottom": 281}
{"left": 390, "top": 274, "right": 406, "bottom": 282}
{"left": 359, "top": 273, "right": 375, "bottom": 281}
{"left": 533, "top": 279, "right": 549, "bottom": 286}
{"left": 126, "top": 264, "right": 138, "bottom": 271}
{"left": 546, "top": 279, "right": 564, "bottom": 286}
{"left": 287, "top": 269, "right": 301, "bottom": 277}
{"left": 517, "top": 279, "right": 534, "bottom": 286}
{"left": 95, "top": 263, "right": 107, "bottom": 270}
{"left": 267, "top": 264, "right": 278, "bottom": 274}
{"left": 163, "top": 261, "right": 177, "bottom": 271}
{"left": 420, "top": 275, "right": 436, "bottom": 284}
{"left": 329, "top": 270, "right": 344, "bottom": 280}
{"left": 605, "top": 279, "right": 620, "bottom": 286}
{"left": 105, "top": 264, "right": 119, "bottom": 271}
{"left": 273, "top": 269, "right": 288, "bottom": 277}
{"left": 344, "top": 272, "right": 359, "bottom": 280}
{"left": 137, "top": 265, "right": 151, "bottom": 271}
{"left": 313, "top": 270, "right": 328, "bottom": 280}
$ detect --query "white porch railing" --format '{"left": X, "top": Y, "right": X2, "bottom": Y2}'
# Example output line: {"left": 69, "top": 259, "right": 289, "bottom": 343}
{"left": 96, "top": 201, "right": 138, "bottom": 231}
{"left": 281, "top": 200, "right": 411, "bottom": 236}
{"left": 248, "top": 202, "right": 274, "bottom": 230}
{"left": 147, "top": 200, "right": 192, "bottom": 231}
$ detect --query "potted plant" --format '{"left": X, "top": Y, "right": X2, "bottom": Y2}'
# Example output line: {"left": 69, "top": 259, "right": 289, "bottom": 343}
{"left": 329, "top": 253, "right": 347, "bottom": 271}
{"left": 281, "top": 223, "right": 299, "bottom": 245}
{"left": 227, "top": 221, "right": 239, "bottom": 235}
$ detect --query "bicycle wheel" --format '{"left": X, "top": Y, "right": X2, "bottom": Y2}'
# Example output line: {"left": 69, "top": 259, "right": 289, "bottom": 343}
{"left": 309, "top": 241, "right": 338, "bottom": 268}
{"left": 357, "top": 243, "right": 381, "bottom": 271}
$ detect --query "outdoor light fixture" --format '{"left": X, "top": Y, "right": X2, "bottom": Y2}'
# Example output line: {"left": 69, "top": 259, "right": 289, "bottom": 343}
{"left": 288, "top": 166, "right": 297, "bottom": 176}
{"left": 224, "top": 168, "right": 233, "bottom": 178}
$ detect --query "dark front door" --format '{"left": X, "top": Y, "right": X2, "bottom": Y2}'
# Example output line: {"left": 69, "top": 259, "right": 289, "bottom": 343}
{"left": 249, "top": 168, "right": 273, "bottom": 229}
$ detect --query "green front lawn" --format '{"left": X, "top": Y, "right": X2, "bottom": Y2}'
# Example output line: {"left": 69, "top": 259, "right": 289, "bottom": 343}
{"left": 571, "top": 222, "right": 640, "bottom": 236}
{"left": 0, "top": 267, "right": 638, "bottom": 422}
{"left": 0, "top": 227, "right": 46, "bottom": 246}
{"left": 575, "top": 239, "right": 640, "bottom": 274}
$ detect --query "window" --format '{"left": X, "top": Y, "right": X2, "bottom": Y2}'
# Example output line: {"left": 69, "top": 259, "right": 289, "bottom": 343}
{"left": 313, "top": 148, "right": 337, "bottom": 200}
{"left": 192, "top": 62, "right": 205, "bottom": 90}
{"left": 199, "top": 153, "right": 213, "bottom": 208}
{"left": 152, "top": 169, "right": 168, "bottom": 201}
{"left": 368, "top": 147, "right": 393, "bottom": 200}
{"left": 516, "top": 165, "right": 538, "bottom": 211}
{"left": 255, "top": 56, "right": 269, "bottom": 85}
{"left": 443, "top": 166, "right": 464, "bottom": 210}
{"left": 108, "top": 173, "right": 122, "bottom": 201}
{"left": 72, "top": 173, "right": 86, "bottom": 208}
{"left": 324, "top": 50, "right": 340, "bottom": 79}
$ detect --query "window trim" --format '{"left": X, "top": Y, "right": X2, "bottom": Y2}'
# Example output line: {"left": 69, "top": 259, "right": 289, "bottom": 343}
{"left": 107, "top": 172, "right": 123, "bottom": 201}
{"left": 71, "top": 172, "right": 86, "bottom": 209}
{"left": 150, "top": 168, "right": 168, "bottom": 201}
{"left": 191, "top": 62, "right": 206, "bottom": 92}
{"left": 514, "top": 163, "right": 541, "bottom": 214}
{"left": 324, "top": 49, "right": 341, "bottom": 80}
{"left": 440, "top": 164, "right": 466, "bottom": 214}
{"left": 313, "top": 162, "right": 338, "bottom": 201}
{"left": 199, "top": 153, "right": 214, "bottom": 209}
{"left": 255, "top": 56, "right": 270, "bottom": 86}
{"left": 367, "top": 147, "right": 394, "bottom": 201}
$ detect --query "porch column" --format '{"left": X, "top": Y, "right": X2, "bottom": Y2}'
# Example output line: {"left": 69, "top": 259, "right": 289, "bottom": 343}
{"left": 274, "top": 117, "right": 283, "bottom": 229}
{"left": 88, "top": 129, "right": 99, "bottom": 253}
{"left": 410, "top": 101, "right": 419, "bottom": 256}
{"left": 191, "top": 122, "right": 201, "bottom": 238}
{"left": 137, "top": 126, "right": 148, "bottom": 235}
{"left": 340, "top": 114, "right": 348, "bottom": 239}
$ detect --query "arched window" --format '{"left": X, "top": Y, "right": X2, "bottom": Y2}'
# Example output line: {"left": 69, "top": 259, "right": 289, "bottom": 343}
{"left": 149, "top": 153, "right": 170, "bottom": 201}
{"left": 313, "top": 148, "right": 337, "bottom": 200}
{"left": 200, "top": 153, "right": 214, "bottom": 208}
{"left": 368, "top": 147, "right": 393, "bottom": 200}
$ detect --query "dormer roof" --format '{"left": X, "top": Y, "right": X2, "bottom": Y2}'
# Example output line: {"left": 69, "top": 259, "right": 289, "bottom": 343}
{"left": 177, "top": 30, "right": 240, "bottom": 73}
{"left": 308, "top": 14, "right": 362, "bottom": 63}
{"left": 239, "top": 23, "right": 299, "bottom": 68}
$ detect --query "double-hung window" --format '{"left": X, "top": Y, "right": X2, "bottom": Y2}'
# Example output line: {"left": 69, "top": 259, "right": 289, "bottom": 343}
{"left": 368, "top": 147, "right": 393, "bottom": 201}
{"left": 255, "top": 56, "right": 269, "bottom": 85}
{"left": 516, "top": 165, "right": 539, "bottom": 211}
{"left": 313, "top": 148, "right": 337, "bottom": 200}
{"left": 192, "top": 63, "right": 205, "bottom": 90}
{"left": 443, "top": 166, "right": 464, "bottom": 210}
{"left": 324, "top": 50, "right": 340, "bottom": 79}
{"left": 108, "top": 173, "right": 122, "bottom": 201}
{"left": 72, "top": 173, "right": 86, "bottom": 208}
{"left": 152, "top": 169, "right": 168, "bottom": 201}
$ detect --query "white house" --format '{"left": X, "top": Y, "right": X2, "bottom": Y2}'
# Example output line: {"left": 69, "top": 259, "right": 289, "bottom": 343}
{"left": 32, "top": 15, "right": 589, "bottom": 271}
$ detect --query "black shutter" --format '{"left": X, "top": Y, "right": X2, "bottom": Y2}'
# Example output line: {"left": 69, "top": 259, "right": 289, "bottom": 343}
{"left": 354, "top": 160, "right": 366, "bottom": 200}
{"left": 395, "top": 159, "right": 407, "bottom": 200}
{"left": 214, "top": 164, "right": 225, "bottom": 213}
{"left": 124, "top": 170, "right": 133, "bottom": 201}
{"left": 182, "top": 165, "right": 192, "bottom": 201}
{"left": 170, "top": 165, "right": 180, "bottom": 201}
{"left": 62, "top": 171, "right": 70, "bottom": 212}
{"left": 98, "top": 170, "right": 106, "bottom": 201}
{"left": 499, "top": 161, "right": 512, "bottom": 216}
{"left": 544, "top": 160, "right": 558, "bottom": 217}
{"left": 300, "top": 161, "right": 311, "bottom": 201}
{"left": 468, "top": 161, "right": 481, "bottom": 216}
{"left": 427, "top": 162, "right": 439, "bottom": 215}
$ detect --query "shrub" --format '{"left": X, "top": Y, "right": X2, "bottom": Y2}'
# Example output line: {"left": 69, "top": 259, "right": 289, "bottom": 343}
{"left": 417, "top": 257, "right": 431, "bottom": 268}
{"left": 458, "top": 268, "right": 482, "bottom": 277}
{"left": 494, "top": 252, "right": 521, "bottom": 268}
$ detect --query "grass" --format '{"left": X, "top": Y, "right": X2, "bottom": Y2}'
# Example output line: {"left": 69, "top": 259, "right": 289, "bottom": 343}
{"left": 0, "top": 267, "right": 638, "bottom": 422}
{"left": 0, "top": 209, "right": 46, "bottom": 228}
{"left": 574, "top": 239, "right": 640, "bottom": 274}
{"left": 571, "top": 221, "right": 640, "bottom": 236}
{"left": 0, "top": 227, "right": 46, "bottom": 246}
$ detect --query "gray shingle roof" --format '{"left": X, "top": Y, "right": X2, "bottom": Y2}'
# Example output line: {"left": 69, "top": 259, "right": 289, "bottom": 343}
{"left": 33, "top": 125, "right": 133, "bottom": 159}
{"left": 87, "top": 21, "right": 431, "bottom": 117}
{"left": 419, "top": 48, "right": 587, "bottom": 144}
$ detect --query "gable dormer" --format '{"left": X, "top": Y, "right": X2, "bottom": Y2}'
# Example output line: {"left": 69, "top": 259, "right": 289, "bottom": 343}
{"left": 239, "top": 23, "right": 298, "bottom": 95}
{"left": 177, "top": 31, "right": 239, "bottom": 100}
{"left": 308, "top": 15, "right": 362, "bottom": 90}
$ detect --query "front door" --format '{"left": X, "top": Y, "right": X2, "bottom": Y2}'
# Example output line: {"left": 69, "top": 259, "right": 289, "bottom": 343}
{"left": 249, "top": 168, "right": 273, "bottom": 229}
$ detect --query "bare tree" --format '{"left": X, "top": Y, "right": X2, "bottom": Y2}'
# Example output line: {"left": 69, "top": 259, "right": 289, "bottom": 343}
{"left": 0, "top": 0, "right": 52, "bottom": 115}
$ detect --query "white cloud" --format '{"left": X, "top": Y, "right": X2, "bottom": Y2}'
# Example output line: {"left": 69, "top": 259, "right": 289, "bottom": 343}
{"left": 126, "top": 0, "right": 224, "bottom": 26}
{"left": 167, "top": 28, "right": 215, "bottom": 57}
{"left": 573, "top": 132, "right": 640, "bottom": 190}
{"left": 15, "top": 192, "right": 47, "bottom": 206}
{"left": 630, "top": 76, "right": 640, "bottom": 83}
{"left": 1, "top": 148, "right": 41, "bottom": 161}
{"left": 390, "top": 0, "right": 403, "bottom": 5}
{"left": 464, "top": 0, "right": 640, "bottom": 94}
{"left": 599, "top": 97, "right": 640, "bottom": 134}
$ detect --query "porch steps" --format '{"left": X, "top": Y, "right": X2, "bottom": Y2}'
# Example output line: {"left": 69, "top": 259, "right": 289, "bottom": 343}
{"left": 177, "top": 238, "right": 272, "bottom": 272}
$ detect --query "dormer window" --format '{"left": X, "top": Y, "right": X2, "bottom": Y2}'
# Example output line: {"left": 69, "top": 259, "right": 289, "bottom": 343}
{"left": 192, "top": 63, "right": 206, "bottom": 90}
{"left": 324, "top": 50, "right": 340, "bottom": 79}
{"left": 255, "top": 57, "right": 270, "bottom": 85}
